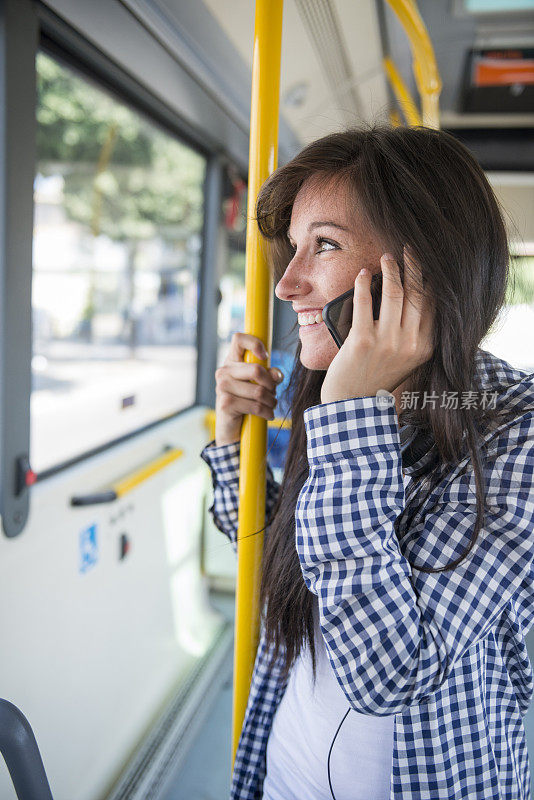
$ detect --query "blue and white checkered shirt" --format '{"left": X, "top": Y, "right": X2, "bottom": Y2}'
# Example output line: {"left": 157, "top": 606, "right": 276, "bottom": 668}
{"left": 200, "top": 348, "right": 534, "bottom": 800}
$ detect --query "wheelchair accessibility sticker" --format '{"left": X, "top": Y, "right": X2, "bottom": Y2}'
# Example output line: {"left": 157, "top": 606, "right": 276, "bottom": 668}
{"left": 79, "top": 523, "right": 98, "bottom": 574}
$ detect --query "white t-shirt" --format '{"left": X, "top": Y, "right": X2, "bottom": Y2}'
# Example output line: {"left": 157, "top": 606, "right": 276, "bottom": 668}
{"left": 263, "top": 599, "right": 394, "bottom": 800}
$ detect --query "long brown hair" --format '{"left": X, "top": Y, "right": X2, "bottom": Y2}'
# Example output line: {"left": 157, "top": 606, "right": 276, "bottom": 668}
{"left": 254, "top": 125, "right": 521, "bottom": 680}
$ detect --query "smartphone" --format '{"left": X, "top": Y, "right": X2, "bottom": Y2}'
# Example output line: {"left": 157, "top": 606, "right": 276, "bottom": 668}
{"left": 322, "top": 272, "right": 383, "bottom": 348}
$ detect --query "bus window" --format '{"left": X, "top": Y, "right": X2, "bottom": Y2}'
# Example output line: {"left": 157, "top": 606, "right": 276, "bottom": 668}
{"left": 32, "top": 52, "right": 206, "bottom": 473}
{"left": 482, "top": 252, "right": 534, "bottom": 372}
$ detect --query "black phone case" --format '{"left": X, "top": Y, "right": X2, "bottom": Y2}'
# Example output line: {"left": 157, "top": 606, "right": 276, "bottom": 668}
{"left": 322, "top": 273, "right": 383, "bottom": 348}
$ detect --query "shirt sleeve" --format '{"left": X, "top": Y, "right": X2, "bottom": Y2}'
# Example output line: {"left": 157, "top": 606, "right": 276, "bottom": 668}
{"left": 296, "top": 395, "right": 534, "bottom": 716}
{"left": 200, "top": 439, "right": 281, "bottom": 552}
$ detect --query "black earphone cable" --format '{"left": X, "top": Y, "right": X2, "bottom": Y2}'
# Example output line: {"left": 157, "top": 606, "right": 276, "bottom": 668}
{"left": 327, "top": 707, "right": 351, "bottom": 800}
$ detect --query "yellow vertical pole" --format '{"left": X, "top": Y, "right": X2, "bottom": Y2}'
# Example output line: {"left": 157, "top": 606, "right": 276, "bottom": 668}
{"left": 231, "top": 0, "right": 283, "bottom": 767}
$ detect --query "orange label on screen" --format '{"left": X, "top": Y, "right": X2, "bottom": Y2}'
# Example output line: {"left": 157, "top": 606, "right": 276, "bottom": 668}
{"left": 474, "top": 58, "right": 534, "bottom": 86}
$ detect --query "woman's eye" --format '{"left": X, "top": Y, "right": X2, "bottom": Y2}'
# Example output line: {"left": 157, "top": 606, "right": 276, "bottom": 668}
{"left": 287, "top": 237, "right": 338, "bottom": 255}
{"left": 316, "top": 237, "right": 338, "bottom": 253}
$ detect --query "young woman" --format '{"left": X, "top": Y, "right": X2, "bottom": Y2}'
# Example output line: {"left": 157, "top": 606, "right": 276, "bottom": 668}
{"left": 201, "top": 126, "right": 534, "bottom": 800}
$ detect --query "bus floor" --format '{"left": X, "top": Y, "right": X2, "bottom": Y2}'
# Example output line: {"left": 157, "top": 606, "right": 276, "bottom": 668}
{"left": 157, "top": 591, "right": 534, "bottom": 799}
{"left": 158, "top": 589, "right": 235, "bottom": 800}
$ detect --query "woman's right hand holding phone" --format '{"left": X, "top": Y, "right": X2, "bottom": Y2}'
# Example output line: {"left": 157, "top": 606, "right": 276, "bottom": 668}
{"left": 215, "top": 332, "right": 284, "bottom": 447}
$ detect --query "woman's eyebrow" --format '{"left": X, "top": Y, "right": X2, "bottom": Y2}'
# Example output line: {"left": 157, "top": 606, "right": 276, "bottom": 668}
{"left": 287, "top": 220, "right": 349, "bottom": 240}
{"left": 308, "top": 221, "right": 350, "bottom": 232}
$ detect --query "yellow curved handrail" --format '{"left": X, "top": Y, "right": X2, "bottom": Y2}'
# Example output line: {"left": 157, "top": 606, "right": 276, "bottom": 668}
{"left": 231, "top": 0, "right": 283, "bottom": 768}
{"left": 383, "top": 55, "right": 422, "bottom": 127}
{"left": 385, "top": 0, "right": 441, "bottom": 128}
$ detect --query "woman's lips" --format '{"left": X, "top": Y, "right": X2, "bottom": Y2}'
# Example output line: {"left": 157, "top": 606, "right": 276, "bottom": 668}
{"left": 299, "top": 320, "right": 325, "bottom": 332}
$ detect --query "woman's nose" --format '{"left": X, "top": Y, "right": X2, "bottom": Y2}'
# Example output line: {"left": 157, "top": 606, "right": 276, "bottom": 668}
{"left": 274, "top": 259, "right": 306, "bottom": 301}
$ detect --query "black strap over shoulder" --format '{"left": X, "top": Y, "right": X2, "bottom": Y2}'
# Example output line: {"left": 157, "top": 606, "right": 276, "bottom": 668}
{"left": 400, "top": 427, "right": 437, "bottom": 475}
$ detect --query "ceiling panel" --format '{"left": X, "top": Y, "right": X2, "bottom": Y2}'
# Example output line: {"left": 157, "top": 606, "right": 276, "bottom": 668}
{"left": 200, "top": 0, "right": 389, "bottom": 143}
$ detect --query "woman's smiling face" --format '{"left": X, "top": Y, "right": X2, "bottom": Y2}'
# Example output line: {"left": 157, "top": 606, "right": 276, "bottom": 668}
{"left": 274, "top": 175, "right": 385, "bottom": 371}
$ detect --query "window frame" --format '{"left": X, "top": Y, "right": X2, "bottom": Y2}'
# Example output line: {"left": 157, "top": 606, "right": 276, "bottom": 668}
{"left": 8, "top": 4, "right": 226, "bottom": 492}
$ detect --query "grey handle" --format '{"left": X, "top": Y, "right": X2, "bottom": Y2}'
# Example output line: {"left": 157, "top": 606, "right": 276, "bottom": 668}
{"left": 0, "top": 699, "right": 54, "bottom": 800}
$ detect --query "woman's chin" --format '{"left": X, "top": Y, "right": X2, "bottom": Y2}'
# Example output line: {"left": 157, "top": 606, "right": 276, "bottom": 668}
{"left": 299, "top": 347, "right": 336, "bottom": 371}
{"left": 298, "top": 327, "right": 339, "bottom": 369}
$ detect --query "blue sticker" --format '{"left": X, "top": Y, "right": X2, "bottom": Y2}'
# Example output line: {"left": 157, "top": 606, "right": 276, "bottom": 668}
{"left": 79, "top": 523, "right": 98, "bottom": 574}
